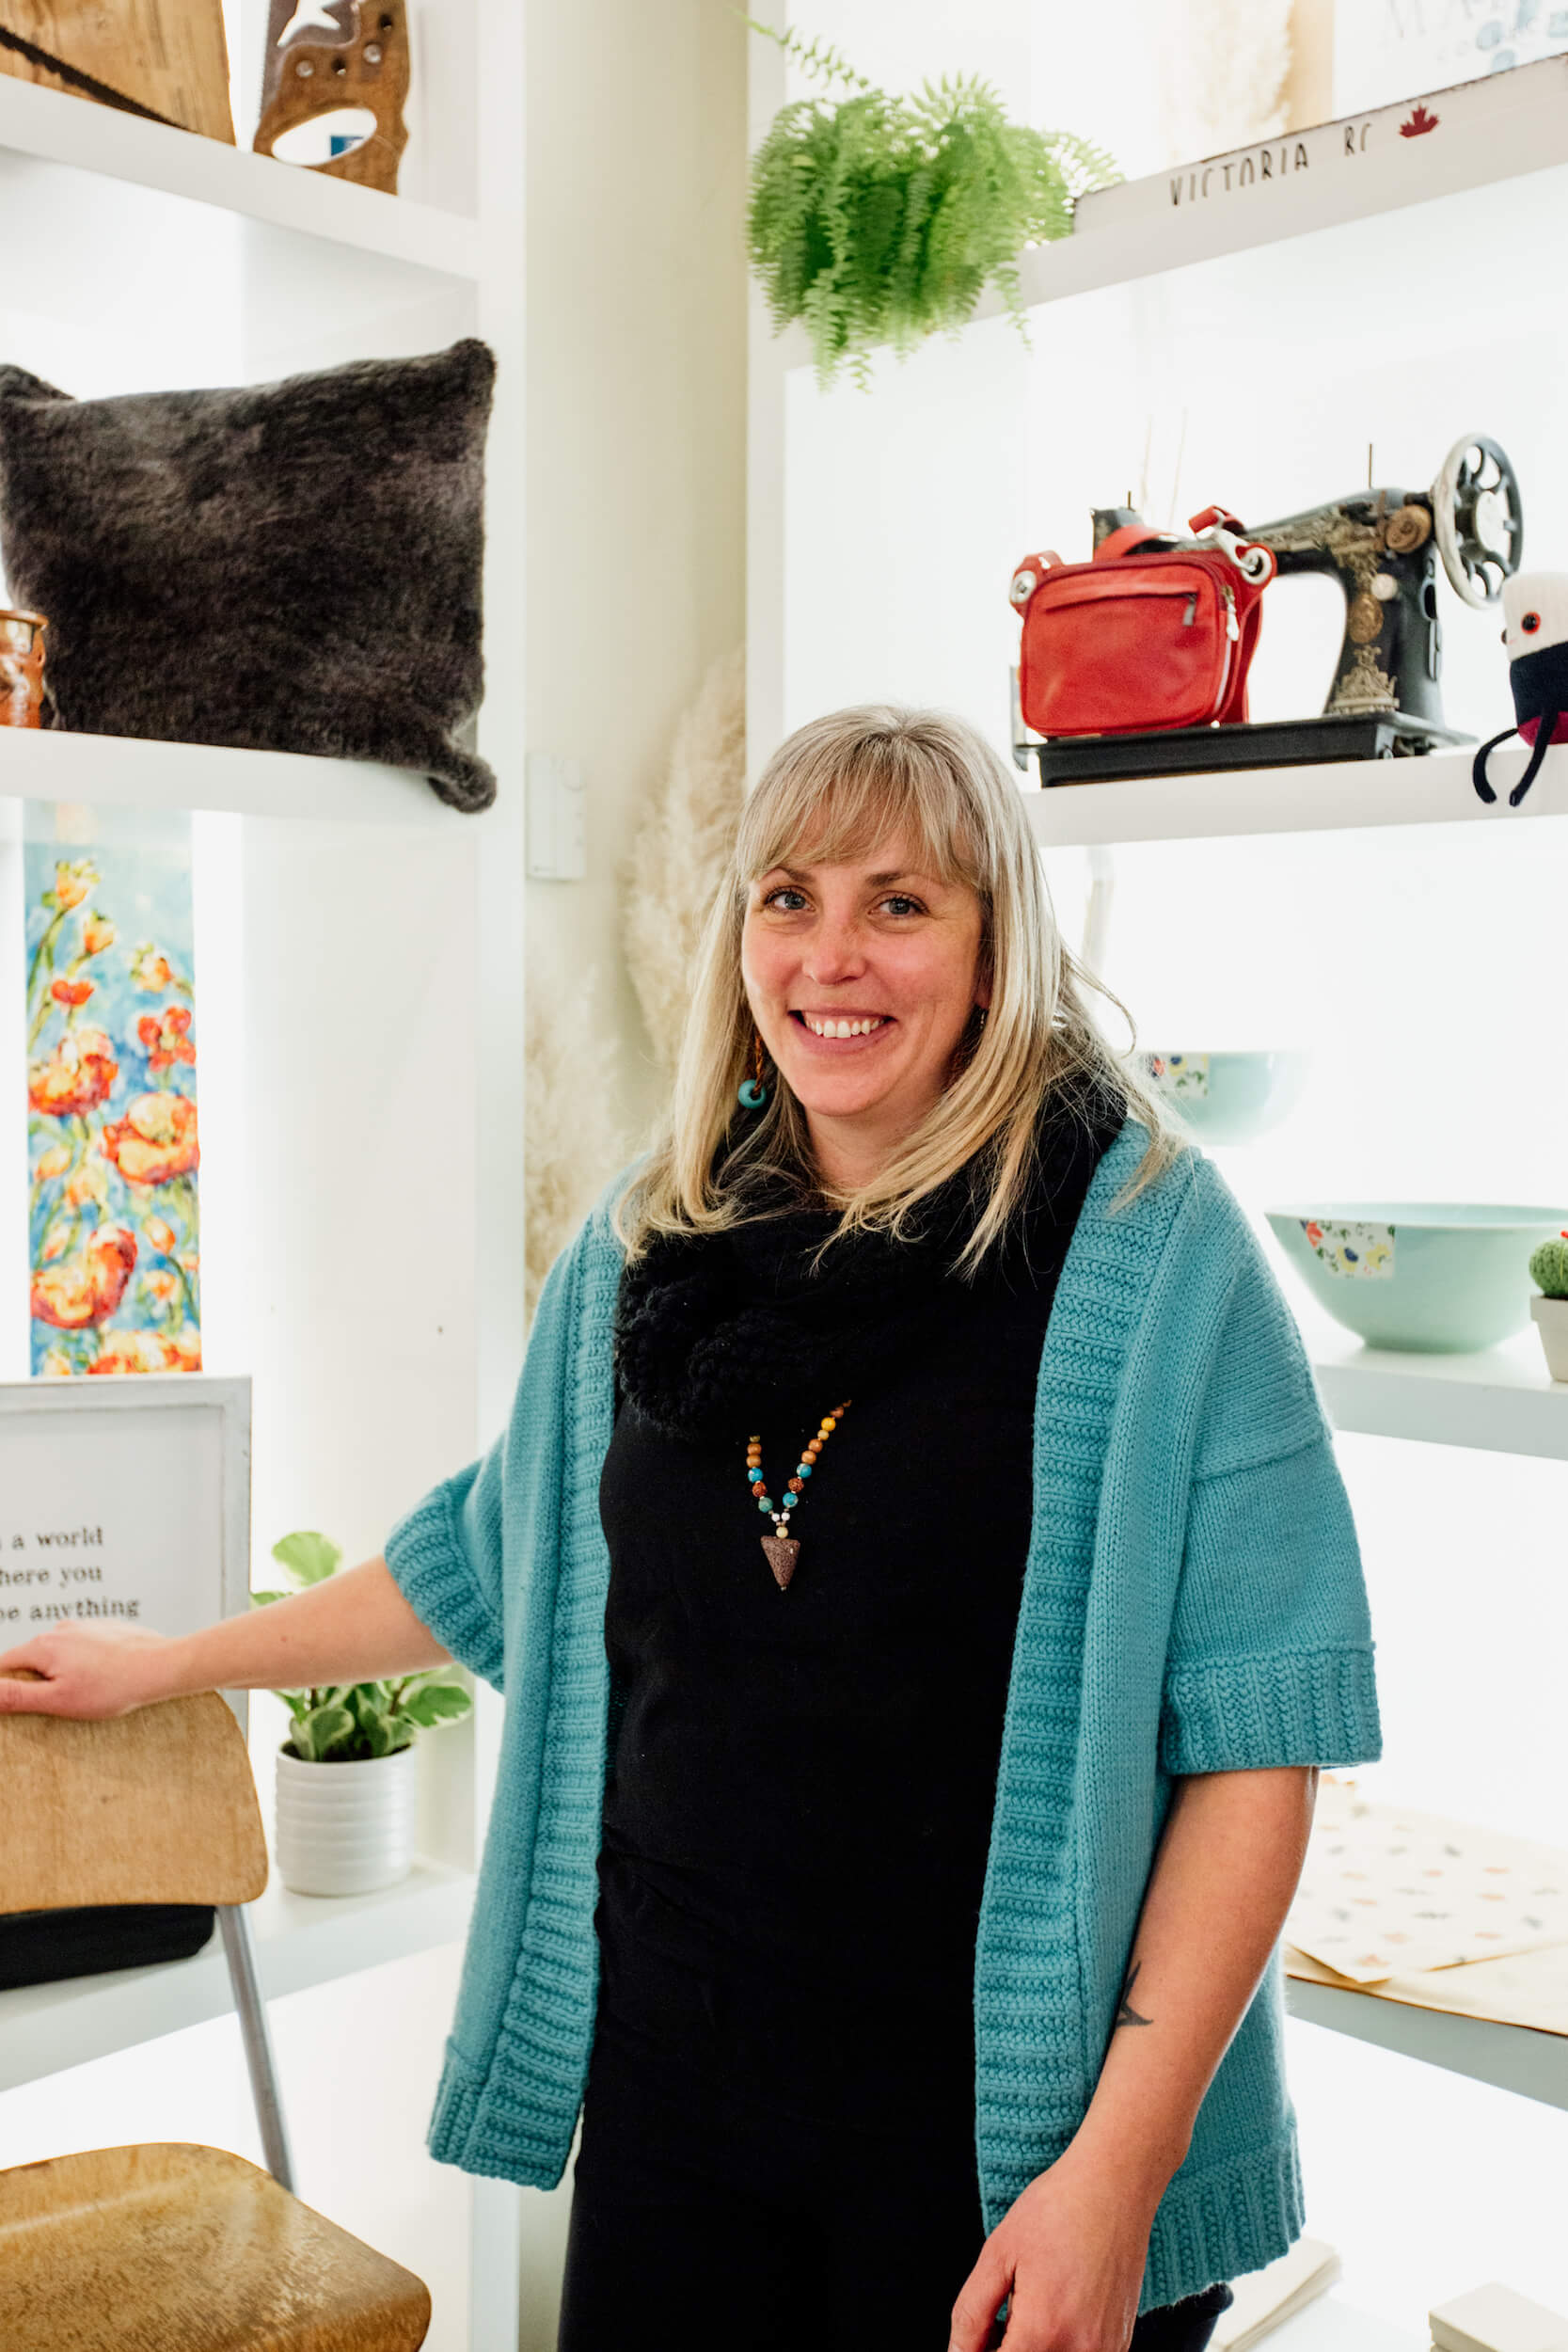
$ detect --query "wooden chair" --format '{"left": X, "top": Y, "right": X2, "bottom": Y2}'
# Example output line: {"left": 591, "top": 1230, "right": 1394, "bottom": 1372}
{"left": 0, "top": 1673, "right": 432, "bottom": 2350}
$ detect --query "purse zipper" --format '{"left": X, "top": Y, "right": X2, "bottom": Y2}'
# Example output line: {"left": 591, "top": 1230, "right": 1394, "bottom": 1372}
{"left": 1223, "top": 582, "right": 1239, "bottom": 641}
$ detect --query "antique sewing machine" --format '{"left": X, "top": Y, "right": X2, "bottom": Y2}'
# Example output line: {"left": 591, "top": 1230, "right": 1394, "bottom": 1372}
{"left": 1012, "top": 434, "right": 1524, "bottom": 784}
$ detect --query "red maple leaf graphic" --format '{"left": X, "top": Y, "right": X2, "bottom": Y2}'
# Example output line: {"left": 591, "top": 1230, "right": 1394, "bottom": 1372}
{"left": 1401, "top": 103, "right": 1440, "bottom": 137}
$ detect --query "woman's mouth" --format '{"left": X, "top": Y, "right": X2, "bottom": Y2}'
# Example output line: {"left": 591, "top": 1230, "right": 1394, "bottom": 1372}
{"left": 789, "top": 1010, "right": 894, "bottom": 1049}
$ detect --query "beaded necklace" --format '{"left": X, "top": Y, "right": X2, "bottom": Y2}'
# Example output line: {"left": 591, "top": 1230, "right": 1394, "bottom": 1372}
{"left": 745, "top": 1399, "right": 851, "bottom": 1589}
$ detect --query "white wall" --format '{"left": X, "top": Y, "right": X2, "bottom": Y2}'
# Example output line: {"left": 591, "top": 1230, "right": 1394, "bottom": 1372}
{"left": 521, "top": 0, "right": 749, "bottom": 1151}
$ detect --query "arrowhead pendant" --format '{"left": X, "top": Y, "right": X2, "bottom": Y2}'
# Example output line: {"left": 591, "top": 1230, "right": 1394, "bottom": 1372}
{"left": 760, "top": 1535, "right": 800, "bottom": 1590}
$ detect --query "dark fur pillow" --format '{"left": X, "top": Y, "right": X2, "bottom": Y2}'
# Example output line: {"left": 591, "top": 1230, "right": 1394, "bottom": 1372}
{"left": 0, "top": 338, "right": 497, "bottom": 812}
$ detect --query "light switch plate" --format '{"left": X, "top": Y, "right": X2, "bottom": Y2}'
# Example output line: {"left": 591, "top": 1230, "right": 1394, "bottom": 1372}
{"left": 526, "top": 753, "right": 587, "bottom": 881}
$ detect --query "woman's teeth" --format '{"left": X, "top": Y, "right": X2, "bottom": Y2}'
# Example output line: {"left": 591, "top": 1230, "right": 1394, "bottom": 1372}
{"left": 803, "top": 1015, "right": 886, "bottom": 1038}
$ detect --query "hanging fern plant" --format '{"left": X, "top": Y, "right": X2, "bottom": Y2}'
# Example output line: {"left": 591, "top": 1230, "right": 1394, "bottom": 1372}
{"left": 745, "top": 20, "right": 1118, "bottom": 389}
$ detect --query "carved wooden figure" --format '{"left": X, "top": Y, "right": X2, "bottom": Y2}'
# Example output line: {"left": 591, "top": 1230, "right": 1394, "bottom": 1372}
{"left": 0, "top": 609, "right": 46, "bottom": 727}
{"left": 253, "top": 0, "right": 409, "bottom": 196}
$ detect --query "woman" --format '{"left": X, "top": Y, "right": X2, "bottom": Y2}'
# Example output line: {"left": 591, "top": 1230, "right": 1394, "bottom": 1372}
{"left": 0, "top": 707, "right": 1381, "bottom": 2352}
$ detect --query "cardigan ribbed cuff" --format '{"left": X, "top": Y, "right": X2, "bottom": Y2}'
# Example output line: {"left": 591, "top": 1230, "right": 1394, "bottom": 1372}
{"left": 1142, "top": 2134, "right": 1305, "bottom": 2312}
{"left": 383, "top": 1486, "right": 506, "bottom": 1693}
{"left": 1159, "top": 1645, "right": 1381, "bottom": 1774}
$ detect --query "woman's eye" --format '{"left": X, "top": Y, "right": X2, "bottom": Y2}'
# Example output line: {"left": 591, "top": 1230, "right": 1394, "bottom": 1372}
{"left": 762, "top": 885, "right": 809, "bottom": 913}
{"left": 879, "top": 894, "right": 924, "bottom": 917}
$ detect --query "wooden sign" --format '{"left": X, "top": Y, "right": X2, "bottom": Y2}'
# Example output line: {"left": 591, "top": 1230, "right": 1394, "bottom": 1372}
{"left": 0, "top": 1, "right": 236, "bottom": 140}
{"left": 0, "top": 1374, "right": 251, "bottom": 1717}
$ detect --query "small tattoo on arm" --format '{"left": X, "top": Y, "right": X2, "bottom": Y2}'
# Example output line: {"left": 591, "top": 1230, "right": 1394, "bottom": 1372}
{"left": 1115, "top": 1960, "right": 1153, "bottom": 2028}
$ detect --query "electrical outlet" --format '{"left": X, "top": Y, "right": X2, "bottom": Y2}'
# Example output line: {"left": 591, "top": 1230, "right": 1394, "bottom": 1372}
{"left": 525, "top": 753, "right": 587, "bottom": 881}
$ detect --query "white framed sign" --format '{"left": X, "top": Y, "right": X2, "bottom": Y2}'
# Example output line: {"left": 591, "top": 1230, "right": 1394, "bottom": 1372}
{"left": 0, "top": 1375, "right": 251, "bottom": 1724}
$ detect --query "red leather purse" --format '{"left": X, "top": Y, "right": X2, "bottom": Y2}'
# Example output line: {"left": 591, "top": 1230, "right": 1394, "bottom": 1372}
{"left": 1009, "top": 508, "right": 1276, "bottom": 738}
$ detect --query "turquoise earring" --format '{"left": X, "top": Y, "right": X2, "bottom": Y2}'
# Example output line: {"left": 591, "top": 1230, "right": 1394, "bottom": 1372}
{"left": 737, "top": 1027, "right": 769, "bottom": 1110}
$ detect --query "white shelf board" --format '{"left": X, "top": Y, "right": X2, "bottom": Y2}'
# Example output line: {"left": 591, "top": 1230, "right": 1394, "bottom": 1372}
{"left": 1312, "top": 1330, "right": 1568, "bottom": 1462}
{"left": 0, "top": 72, "right": 479, "bottom": 280}
{"left": 0, "top": 726, "right": 479, "bottom": 829}
{"left": 1286, "top": 1972, "right": 1568, "bottom": 2112}
{"left": 1020, "top": 64, "right": 1568, "bottom": 318}
{"left": 1022, "top": 744, "right": 1568, "bottom": 850}
{"left": 0, "top": 1860, "right": 476, "bottom": 2094}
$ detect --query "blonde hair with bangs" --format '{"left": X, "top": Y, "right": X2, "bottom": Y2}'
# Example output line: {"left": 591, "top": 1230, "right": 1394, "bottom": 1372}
{"left": 616, "top": 705, "right": 1182, "bottom": 1268}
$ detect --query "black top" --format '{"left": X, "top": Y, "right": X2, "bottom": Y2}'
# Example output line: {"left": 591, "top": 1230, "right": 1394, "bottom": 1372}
{"left": 597, "top": 1092, "right": 1121, "bottom": 2116}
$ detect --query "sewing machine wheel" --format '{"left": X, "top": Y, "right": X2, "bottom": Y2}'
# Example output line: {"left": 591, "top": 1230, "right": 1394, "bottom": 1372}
{"left": 1432, "top": 433, "right": 1523, "bottom": 607}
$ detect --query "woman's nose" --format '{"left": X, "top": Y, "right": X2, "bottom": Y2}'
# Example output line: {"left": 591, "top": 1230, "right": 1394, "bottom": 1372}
{"left": 803, "top": 920, "right": 867, "bottom": 983}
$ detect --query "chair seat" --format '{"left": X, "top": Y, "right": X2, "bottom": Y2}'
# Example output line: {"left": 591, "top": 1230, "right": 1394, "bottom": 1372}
{"left": 0, "top": 2140, "right": 431, "bottom": 2351}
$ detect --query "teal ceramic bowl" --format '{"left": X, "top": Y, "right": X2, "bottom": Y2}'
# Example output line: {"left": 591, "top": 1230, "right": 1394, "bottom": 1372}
{"left": 1141, "top": 1050, "right": 1308, "bottom": 1145}
{"left": 1265, "top": 1203, "right": 1568, "bottom": 1352}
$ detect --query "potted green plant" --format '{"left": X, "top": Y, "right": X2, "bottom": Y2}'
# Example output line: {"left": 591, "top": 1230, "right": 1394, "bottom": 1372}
{"left": 745, "top": 20, "right": 1117, "bottom": 389}
{"left": 1529, "top": 1233, "right": 1568, "bottom": 1381}
{"left": 253, "top": 1532, "right": 472, "bottom": 1897}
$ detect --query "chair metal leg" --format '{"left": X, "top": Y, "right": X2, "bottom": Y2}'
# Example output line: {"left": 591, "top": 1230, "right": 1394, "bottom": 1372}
{"left": 217, "top": 1904, "right": 294, "bottom": 2192}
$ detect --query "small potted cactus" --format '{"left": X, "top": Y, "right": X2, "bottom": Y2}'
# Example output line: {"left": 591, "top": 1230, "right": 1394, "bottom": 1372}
{"left": 1528, "top": 1232, "right": 1568, "bottom": 1381}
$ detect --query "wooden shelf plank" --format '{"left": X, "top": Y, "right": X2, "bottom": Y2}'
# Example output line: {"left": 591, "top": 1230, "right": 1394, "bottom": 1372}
{"left": 0, "top": 726, "right": 482, "bottom": 829}
{"left": 1312, "top": 1332, "right": 1568, "bottom": 1461}
{"left": 0, "top": 1861, "right": 476, "bottom": 2093}
{"left": 0, "top": 72, "right": 479, "bottom": 279}
{"left": 1286, "top": 1973, "right": 1568, "bottom": 2111}
{"left": 1022, "top": 744, "right": 1568, "bottom": 850}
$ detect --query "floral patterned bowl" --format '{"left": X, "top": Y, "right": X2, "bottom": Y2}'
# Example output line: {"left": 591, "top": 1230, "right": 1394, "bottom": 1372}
{"left": 1266, "top": 1204, "right": 1568, "bottom": 1353}
{"left": 1140, "top": 1050, "right": 1307, "bottom": 1145}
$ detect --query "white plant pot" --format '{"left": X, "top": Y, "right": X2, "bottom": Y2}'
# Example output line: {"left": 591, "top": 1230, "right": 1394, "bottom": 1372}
{"left": 275, "top": 1742, "right": 418, "bottom": 1897}
{"left": 1531, "top": 1295, "right": 1568, "bottom": 1383}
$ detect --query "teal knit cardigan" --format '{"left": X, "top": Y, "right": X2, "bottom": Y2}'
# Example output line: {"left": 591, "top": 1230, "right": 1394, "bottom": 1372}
{"left": 383, "top": 1123, "right": 1381, "bottom": 2312}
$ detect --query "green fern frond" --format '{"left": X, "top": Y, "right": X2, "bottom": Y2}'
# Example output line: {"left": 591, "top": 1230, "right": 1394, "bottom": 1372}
{"left": 741, "top": 16, "right": 872, "bottom": 92}
{"left": 745, "top": 31, "right": 1120, "bottom": 388}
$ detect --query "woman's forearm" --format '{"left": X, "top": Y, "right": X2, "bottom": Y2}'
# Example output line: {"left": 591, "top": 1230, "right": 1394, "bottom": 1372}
{"left": 1073, "top": 1764, "right": 1318, "bottom": 2207}
{"left": 152, "top": 1556, "right": 451, "bottom": 1700}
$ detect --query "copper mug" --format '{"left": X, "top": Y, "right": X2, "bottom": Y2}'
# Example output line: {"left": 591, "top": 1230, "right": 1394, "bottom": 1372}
{"left": 0, "top": 609, "right": 46, "bottom": 726}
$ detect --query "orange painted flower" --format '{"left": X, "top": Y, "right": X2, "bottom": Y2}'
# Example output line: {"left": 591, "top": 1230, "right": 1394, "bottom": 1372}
{"left": 136, "top": 1004, "right": 196, "bottom": 1075}
{"left": 130, "top": 944, "right": 176, "bottom": 993}
{"left": 35, "top": 1143, "right": 71, "bottom": 1181}
{"left": 27, "top": 1028, "right": 119, "bottom": 1118}
{"left": 53, "top": 860, "right": 96, "bottom": 913}
{"left": 144, "top": 1268, "right": 179, "bottom": 1305}
{"left": 51, "top": 977, "right": 94, "bottom": 1008}
{"left": 80, "top": 912, "right": 116, "bottom": 957}
{"left": 41, "top": 1347, "right": 74, "bottom": 1380}
{"left": 87, "top": 1326, "right": 201, "bottom": 1375}
{"left": 30, "top": 1226, "right": 137, "bottom": 1329}
{"left": 144, "top": 1216, "right": 177, "bottom": 1254}
{"left": 98, "top": 1093, "right": 199, "bottom": 1186}
{"left": 40, "top": 1223, "right": 71, "bottom": 1263}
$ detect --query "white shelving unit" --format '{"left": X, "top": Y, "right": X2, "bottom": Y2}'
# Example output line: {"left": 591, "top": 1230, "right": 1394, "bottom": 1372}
{"left": 0, "top": 726, "right": 473, "bottom": 828}
{"left": 1022, "top": 744, "right": 1568, "bottom": 850}
{"left": 1285, "top": 1973, "right": 1568, "bottom": 2114}
{"left": 1310, "top": 1330, "right": 1568, "bottom": 1463}
{"left": 0, "top": 72, "right": 480, "bottom": 277}
{"left": 0, "top": 1862, "right": 476, "bottom": 2097}
{"left": 0, "top": 8, "right": 526, "bottom": 2341}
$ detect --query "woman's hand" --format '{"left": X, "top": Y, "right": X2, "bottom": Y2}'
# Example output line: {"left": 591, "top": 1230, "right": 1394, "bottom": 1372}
{"left": 0, "top": 1622, "right": 180, "bottom": 1719}
{"left": 948, "top": 2137, "right": 1159, "bottom": 2352}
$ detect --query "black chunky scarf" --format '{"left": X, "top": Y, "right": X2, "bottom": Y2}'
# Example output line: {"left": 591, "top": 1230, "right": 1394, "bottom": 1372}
{"left": 613, "top": 1084, "right": 1123, "bottom": 1438}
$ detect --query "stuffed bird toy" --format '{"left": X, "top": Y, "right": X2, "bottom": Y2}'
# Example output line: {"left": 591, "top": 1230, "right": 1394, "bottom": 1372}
{"left": 1473, "top": 571, "right": 1568, "bottom": 805}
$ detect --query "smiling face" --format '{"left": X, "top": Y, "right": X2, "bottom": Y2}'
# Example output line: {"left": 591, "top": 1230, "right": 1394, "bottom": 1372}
{"left": 740, "top": 828, "right": 989, "bottom": 1188}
